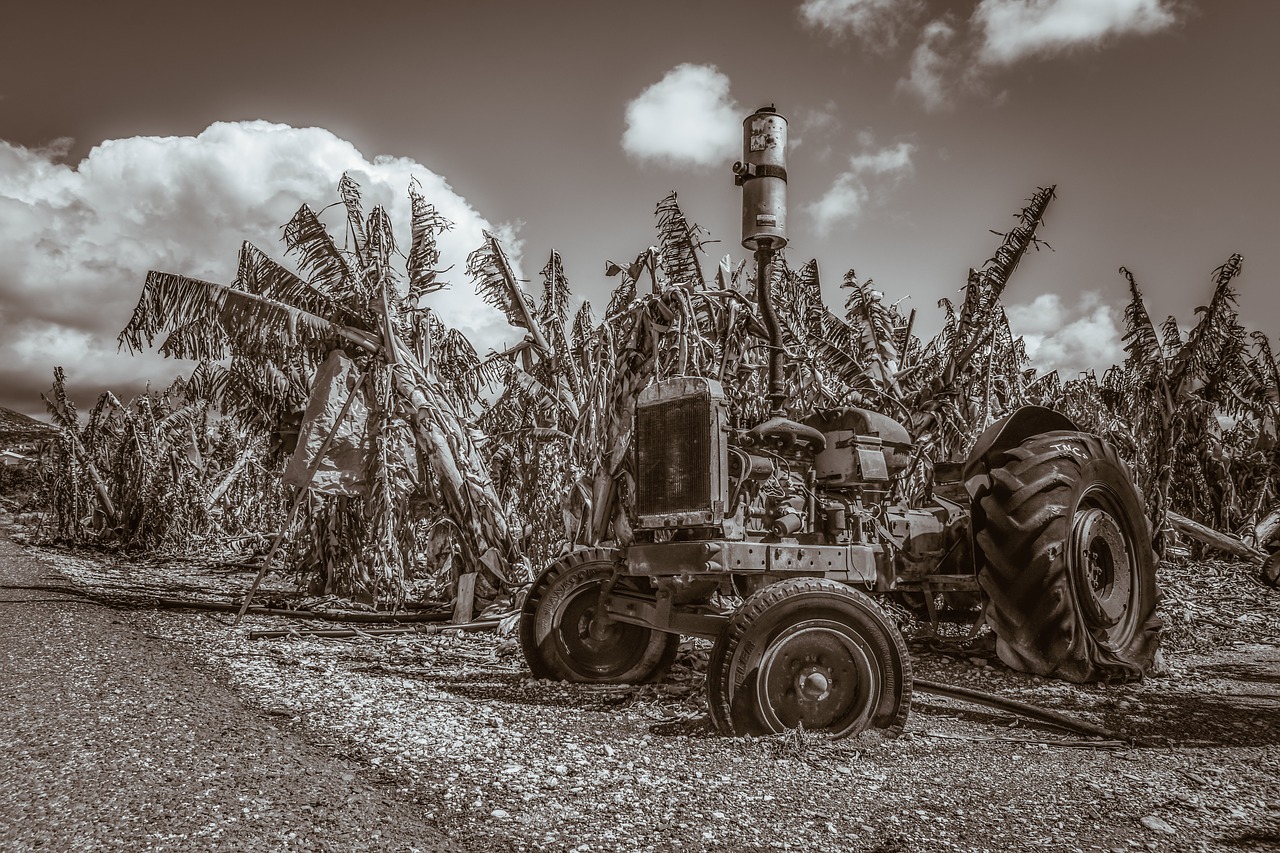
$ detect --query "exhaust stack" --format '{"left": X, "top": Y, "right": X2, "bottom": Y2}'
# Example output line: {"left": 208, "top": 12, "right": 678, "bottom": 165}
{"left": 734, "top": 106, "right": 789, "bottom": 414}
{"left": 734, "top": 106, "right": 788, "bottom": 251}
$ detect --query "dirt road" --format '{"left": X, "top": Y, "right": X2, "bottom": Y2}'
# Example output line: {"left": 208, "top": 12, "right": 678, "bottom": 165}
{"left": 0, "top": 538, "right": 461, "bottom": 852}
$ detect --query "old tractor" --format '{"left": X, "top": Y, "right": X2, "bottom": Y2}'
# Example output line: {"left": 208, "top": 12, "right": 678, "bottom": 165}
{"left": 519, "top": 106, "right": 1161, "bottom": 738}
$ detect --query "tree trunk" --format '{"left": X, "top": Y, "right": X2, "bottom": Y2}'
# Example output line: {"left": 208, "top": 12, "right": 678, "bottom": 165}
{"left": 389, "top": 340, "right": 517, "bottom": 600}
{"left": 1166, "top": 510, "right": 1266, "bottom": 564}
{"left": 207, "top": 435, "right": 266, "bottom": 508}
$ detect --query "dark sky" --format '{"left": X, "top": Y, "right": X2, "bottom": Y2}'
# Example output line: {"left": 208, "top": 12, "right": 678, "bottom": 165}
{"left": 2, "top": 0, "right": 1276, "bottom": 416}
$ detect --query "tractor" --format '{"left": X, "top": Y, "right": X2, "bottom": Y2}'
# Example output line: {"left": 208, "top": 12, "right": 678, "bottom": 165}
{"left": 519, "top": 106, "right": 1162, "bottom": 738}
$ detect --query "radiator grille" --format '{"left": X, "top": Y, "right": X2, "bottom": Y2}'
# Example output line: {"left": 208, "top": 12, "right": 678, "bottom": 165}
{"left": 636, "top": 392, "right": 711, "bottom": 517}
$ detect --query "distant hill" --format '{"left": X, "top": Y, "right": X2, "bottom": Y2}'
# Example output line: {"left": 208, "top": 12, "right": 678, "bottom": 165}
{"left": 0, "top": 407, "right": 55, "bottom": 444}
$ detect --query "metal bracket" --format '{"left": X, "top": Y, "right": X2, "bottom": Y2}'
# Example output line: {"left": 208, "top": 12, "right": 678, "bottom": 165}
{"left": 603, "top": 589, "right": 727, "bottom": 640}
{"left": 732, "top": 161, "right": 789, "bottom": 186}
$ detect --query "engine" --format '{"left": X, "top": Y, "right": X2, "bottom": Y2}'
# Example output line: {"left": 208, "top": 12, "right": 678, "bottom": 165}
{"left": 631, "top": 376, "right": 962, "bottom": 587}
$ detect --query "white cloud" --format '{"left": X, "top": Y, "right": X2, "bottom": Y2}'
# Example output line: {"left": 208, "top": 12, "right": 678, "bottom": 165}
{"left": 0, "top": 121, "right": 515, "bottom": 415}
{"left": 898, "top": 17, "right": 962, "bottom": 112}
{"left": 797, "top": 101, "right": 841, "bottom": 135}
{"left": 974, "top": 0, "right": 1178, "bottom": 65}
{"left": 806, "top": 140, "right": 915, "bottom": 235}
{"left": 622, "top": 64, "right": 741, "bottom": 169}
{"left": 798, "top": 0, "right": 925, "bottom": 52}
{"left": 1005, "top": 291, "right": 1125, "bottom": 376}
{"left": 791, "top": 101, "right": 842, "bottom": 152}
{"left": 884, "top": 0, "right": 1179, "bottom": 111}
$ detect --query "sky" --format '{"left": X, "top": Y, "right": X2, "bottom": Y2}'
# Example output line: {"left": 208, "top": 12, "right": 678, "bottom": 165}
{"left": 1, "top": 0, "right": 1276, "bottom": 418}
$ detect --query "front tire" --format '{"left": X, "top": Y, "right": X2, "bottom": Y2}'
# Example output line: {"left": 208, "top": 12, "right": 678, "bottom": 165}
{"left": 974, "top": 431, "right": 1161, "bottom": 682}
{"left": 519, "top": 548, "right": 678, "bottom": 683}
{"left": 706, "top": 578, "right": 911, "bottom": 739}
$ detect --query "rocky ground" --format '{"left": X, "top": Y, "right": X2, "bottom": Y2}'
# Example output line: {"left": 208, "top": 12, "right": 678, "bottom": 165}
{"left": 3, "top": 530, "right": 1277, "bottom": 852}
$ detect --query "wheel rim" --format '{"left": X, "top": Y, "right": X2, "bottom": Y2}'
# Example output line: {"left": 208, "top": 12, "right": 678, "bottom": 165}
{"left": 554, "top": 584, "right": 649, "bottom": 678}
{"left": 753, "top": 619, "right": 880, "bottom": 736}
{"left": 1070, "top": 488, "right": 1138, "bottom": 644}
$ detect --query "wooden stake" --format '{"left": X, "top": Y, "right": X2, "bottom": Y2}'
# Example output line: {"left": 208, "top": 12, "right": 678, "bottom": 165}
{"left": 452, "top": 572, "right": 477, "bottom": 624}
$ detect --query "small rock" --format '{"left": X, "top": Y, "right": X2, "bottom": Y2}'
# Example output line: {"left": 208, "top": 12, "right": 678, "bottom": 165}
{"left": 1140, "top": 815, "right": 1175, "bottom": 834}
{"left": 1149, "top": 650, "right": 1169, "bottom": 676}
{"left": 491, "top": 808, "right": 511, "bottom": 820}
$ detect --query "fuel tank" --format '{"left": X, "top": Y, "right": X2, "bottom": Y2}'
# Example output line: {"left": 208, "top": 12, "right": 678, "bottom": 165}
{"left": 805, "top": 408, "right": 914, "bottom": 486}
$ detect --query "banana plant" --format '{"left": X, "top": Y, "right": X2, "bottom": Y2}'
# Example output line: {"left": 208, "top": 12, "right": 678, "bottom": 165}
{"left": 119, "top": 174, "right": 519, "bottom": 605}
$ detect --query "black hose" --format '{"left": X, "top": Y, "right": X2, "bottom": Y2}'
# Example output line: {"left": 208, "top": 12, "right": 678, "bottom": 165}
{"left": 755, "top": 246, "right": 786, "bottom": 414}
{"left": 914, "top": 677, "right": 1136, "bottom": 743}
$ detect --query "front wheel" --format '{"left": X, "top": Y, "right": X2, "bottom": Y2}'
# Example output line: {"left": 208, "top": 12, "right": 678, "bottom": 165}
{"left": 518, "top": 548, "right": 678, "bottom": 683}
{"left": 975, "top": 431, "right": 1161, "bottom": 682}
{"left": 706, "top": 578, "right": 911, "bottom": 739}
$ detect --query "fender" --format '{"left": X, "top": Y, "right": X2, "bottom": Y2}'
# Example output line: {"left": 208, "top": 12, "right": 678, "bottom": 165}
{"left": 962, "top": 405, "right": 1079, "bottom": 484}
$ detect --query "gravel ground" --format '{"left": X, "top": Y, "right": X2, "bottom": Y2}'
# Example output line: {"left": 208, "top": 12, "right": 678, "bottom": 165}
{"left": 4, "top": 534, "right": 1279, "bottom": 853}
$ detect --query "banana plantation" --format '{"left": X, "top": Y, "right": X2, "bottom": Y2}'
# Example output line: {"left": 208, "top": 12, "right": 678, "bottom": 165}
{"left": 33, "top": 176, "right": 1280, "bottom": 617}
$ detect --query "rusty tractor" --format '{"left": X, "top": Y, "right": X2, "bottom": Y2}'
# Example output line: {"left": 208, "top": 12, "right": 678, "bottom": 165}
{"left": 519, "top": 107, "right": 1161, "bottom": 738}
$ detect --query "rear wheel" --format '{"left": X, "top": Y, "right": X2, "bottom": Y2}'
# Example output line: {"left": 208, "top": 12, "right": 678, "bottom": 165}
{"left": 974, "top": 431, "right": 1161, "bottom": 682}
{"left": 519, "top": 548, "right": 678, "bottom": 683}
{"left": 706, "top": 578, "right": 911, "bottom": 738}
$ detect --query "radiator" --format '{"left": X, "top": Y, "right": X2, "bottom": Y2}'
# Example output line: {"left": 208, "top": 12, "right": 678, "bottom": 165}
{"left": 633, "top": 377, "right": 728, "bottom": 528}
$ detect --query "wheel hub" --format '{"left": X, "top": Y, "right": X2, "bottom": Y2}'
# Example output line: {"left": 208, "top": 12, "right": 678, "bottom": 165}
{"left": 754, "top": 621, "right": 878, "bottom": 734}
{"left": 554, "top": 584, "right": 648, "bottom": 677}
{"left": 1071, "top": 506, "right": 1133, "bottom": 628}
{"left": 798, "top": 667, "right": 831, "bottom": 701}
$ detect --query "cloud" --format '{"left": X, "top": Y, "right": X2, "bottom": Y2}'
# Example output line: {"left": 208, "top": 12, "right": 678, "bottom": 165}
{"left": 974, "top": 0, "right": 1178, "bottom": 65}
{"left": 622, "top": 64, "right": 741, "bottom": 169}
{"left": 898, "top": 17, "right": 963, "bottom": 112}
{"left": 0, "top": 121, "right": 515, "bottom": 416}
{"left": 1005, "top": 291, "right": 1125, "bottom": 376}
{"left": 806, "top": 139, "right": 915, "bottom": 235}
{"left": 797, "top": 0, "right": 926, "bottom": 52}
{"left": 889, "top": 0, "right": 1179, "bottom": 111}
{"left": 788, "top": 101, "right": 844, "bottom": 158}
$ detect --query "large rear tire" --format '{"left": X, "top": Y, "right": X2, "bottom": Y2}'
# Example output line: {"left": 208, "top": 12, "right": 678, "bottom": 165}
{"left": 706, "top": 578, "right": 911, "bottom": 739}
{"left": 974, "top": 431, "right": 1161, "bottom": 682}
{"left": 519, "top": 548, "right": 678, "bottom": 683}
